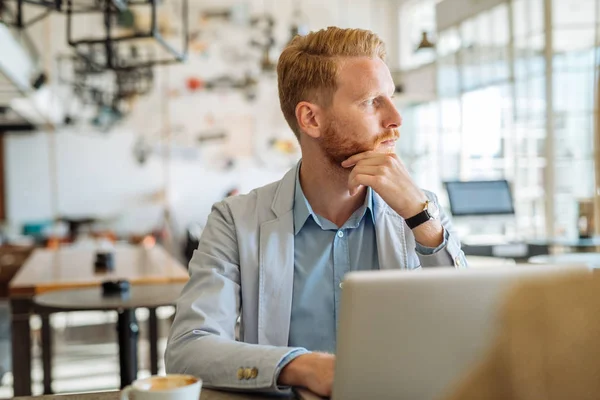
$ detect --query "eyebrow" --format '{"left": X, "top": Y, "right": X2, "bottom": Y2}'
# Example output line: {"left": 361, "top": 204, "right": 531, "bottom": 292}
{"left": 356, "top": 89, "right": 395, "bottom": 102}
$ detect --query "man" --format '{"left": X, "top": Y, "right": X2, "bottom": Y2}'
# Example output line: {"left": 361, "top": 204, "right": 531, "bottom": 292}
{"left": 166, "top": 27, "right": 467, "bottom": 396}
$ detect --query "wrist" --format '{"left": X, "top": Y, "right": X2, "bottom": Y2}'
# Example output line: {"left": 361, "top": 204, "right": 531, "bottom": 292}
{"left": 413, "top": 219, "right": 444, "bottom": 248}
{"left": 395, "top": 192, "right": 429, "bottom": 220}
{"left": 402, "top": 201, "right": 427, "bottom": 220}
{"left": 278, "top": 353, "right": 312, "bottom": 387}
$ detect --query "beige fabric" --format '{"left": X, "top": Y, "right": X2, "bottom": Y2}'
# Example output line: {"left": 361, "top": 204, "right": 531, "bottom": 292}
{"left": 444, "top": 273, "right": 600, "bottom": 400}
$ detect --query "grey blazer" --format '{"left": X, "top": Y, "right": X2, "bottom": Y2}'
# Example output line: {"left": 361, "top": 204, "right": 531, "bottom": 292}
{"left": 165, "top": 164, "right": 467, "bottom": 392}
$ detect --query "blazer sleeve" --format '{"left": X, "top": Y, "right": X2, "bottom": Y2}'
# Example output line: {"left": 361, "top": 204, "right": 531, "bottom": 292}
{"left": 415, "top": 191, "right": 468, "bottom": 268}
{"left": 165, "top": 201, "right": 305, "bottom": 393}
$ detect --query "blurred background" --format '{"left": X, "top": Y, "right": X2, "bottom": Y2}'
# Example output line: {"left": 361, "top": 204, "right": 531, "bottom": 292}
{"left": 0, "top": 0, "right": 598, "bottom": 255}
{"left": 0, "top": 0, "right": 599, "bottom": 396}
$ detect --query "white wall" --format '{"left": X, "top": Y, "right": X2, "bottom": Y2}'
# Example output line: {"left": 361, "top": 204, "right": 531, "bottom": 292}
{"left": 5, "top": 128, "right": 287, "bottom": 233}
{"left": 4, "top": 0, "right": 400, "bottom": 252}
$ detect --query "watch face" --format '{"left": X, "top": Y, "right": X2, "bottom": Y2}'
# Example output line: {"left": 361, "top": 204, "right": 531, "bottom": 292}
{"left": 428, "top": 200, "right": 440, "bottom": 219}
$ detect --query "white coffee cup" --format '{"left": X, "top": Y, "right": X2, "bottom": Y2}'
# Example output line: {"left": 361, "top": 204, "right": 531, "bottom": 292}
{"left": 121, "top": 374, "right": 202, "bottom": 400}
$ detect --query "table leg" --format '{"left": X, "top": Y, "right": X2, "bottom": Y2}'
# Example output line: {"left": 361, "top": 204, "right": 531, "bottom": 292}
{"left": 148, "top": 308, "right": 158, "bottom": 376}
{"left": 117, "top": 309, "right": 139, "bottom": 388}
{"left": 10, "top": 297, "right": 32, "bottom": 396}
{"left": 40, "top": 312, "right": 53, "bottom": 394}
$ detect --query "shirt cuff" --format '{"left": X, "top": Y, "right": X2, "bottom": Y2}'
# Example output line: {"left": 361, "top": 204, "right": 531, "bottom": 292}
{"left": 415, "top": 227, "right": 449, "bottom": 255}
{"left": 274, "top": 348, "right": 310, "bottom": 389}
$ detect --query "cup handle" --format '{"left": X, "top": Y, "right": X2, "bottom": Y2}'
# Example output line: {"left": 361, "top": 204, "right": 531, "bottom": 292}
{"left": 121, "top": 385, "right": 133, "bottom": 400}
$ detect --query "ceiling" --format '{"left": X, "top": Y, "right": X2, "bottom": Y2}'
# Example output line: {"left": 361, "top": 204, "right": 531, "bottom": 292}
{"left": 0, "top": 71, "right": 22, "bottom": 105}
{"left": 0, "top": 57, "right": 35, "bottom": 131}
{"left": 0, "top": 8, "right": 48, "bottom": 131}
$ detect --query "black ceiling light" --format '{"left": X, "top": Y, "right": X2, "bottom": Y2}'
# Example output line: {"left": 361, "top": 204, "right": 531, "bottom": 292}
{"left": 18, "top": 0, "right": 103, "bottom": 11}
{"left": 114, "top": 62, "right": 154, "bottom": 97}
{"left": 0, "top": 0, "right": 53, "bottom": 28}
{"left": 56, "top": 53, "right": 154, "bottom": 130}
{"left": 0, "top": 0, "right": 112, "bottom": 28}
{"left": 61, "top": 53, "right": 154, "bottom": 102}
{"left": 66, "top": 0, "right": 189, "bottom": 71}
{"left": 415, "top": 31, "right": 435, "bottom": 52}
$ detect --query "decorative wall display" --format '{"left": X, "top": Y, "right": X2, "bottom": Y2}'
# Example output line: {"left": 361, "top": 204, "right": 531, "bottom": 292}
{"left": 56, "top": 53, "right": 154, "bottom": 131}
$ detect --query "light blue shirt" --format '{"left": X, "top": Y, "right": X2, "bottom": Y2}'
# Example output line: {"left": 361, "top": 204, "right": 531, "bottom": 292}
{"left": 275, "top": 165, "right": 449, "bottom": 378}
{"left": 287, "top": 167, "right": 379, "bottom": 354}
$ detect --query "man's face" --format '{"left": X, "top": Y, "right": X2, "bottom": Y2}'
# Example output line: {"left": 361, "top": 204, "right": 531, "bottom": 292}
{"left": 318, "top": 57, "right": 402, "bottom": 165}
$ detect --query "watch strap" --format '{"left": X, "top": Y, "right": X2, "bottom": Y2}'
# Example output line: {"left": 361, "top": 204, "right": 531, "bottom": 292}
{"left": 405, "top": 209, "right": 432, "bottom": 229}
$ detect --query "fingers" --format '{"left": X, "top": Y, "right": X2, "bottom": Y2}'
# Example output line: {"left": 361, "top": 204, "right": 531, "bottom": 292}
{"left": 347, "top": 165, "right": 381, "bottom": 195}
{"left": 341, "top": 151, "right": 377, "bottom": 168}
{"left": 349, "top": 164, "right": 386, "bottom": 177}
{"left": 346, "top": 156, "right": 399, "bottom": 195}
{"left": 348, "top": 174, "right": 383, "bottom": 196}
{"left": 342, "top": 152, "right": 398, "bottom": 168}
{"left": 348, "top": 182, "right": 364, "bottom": 196}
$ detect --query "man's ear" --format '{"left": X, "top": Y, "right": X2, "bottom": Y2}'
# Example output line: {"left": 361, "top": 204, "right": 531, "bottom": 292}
{"left": 296, "top": 101, "right": 324, "bottom": 139}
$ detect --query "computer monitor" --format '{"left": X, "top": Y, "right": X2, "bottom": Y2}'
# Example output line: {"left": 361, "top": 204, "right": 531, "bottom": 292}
{"left": 443, "top": 180, "right": 516, "bottom": 241}
{"left": 444, "top": 180, "right": 514, "bottom": 217}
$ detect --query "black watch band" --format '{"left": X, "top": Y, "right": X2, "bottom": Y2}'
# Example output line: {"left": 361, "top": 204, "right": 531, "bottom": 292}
{"left": 405, "top": 210, "right": 432, "bottom": 230}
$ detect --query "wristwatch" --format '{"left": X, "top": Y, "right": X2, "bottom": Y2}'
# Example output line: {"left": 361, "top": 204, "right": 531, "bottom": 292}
{"left": 405, "top": 200, "right": 440, "bottom": 229}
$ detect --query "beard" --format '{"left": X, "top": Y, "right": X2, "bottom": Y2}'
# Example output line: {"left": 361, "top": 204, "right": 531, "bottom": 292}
{"left": 319, "top": 118, "right": 400, "bottom": 165}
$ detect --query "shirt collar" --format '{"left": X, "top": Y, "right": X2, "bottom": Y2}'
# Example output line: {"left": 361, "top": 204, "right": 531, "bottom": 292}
{"left": 293, "top": 162, "right": 375, "bottom": 235}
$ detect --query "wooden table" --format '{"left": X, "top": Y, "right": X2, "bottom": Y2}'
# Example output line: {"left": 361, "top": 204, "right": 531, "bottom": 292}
{"left": 9, "top": 244, "right": 189, "bottom": 397}
{"left": 35, "top": 284, "right": 186, "bottom": 390}
{"left": 0, "top": 245, "right": 34, "bottom": 299}
{"left": 15, "top": 388, "right": 294, "bottom": 400}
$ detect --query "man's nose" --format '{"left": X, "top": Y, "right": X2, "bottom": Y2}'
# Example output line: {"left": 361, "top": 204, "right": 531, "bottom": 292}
{"left": 383, "top": 100, "right": 402, "bottom": 129}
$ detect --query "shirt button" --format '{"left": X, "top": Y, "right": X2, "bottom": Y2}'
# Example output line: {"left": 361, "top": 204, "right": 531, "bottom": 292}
{"left": 337, "top": 230, "right": 344, "bottom": 238}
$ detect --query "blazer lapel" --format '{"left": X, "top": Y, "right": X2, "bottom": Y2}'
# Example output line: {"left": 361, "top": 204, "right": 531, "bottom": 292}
{"left": 257, "top": 165, "right": 298, "bottom": 346}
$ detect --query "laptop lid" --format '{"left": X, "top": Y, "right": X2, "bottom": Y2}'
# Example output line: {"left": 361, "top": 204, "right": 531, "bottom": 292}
{"left": 331, "top": 264, "right": 590, "bottom": 400}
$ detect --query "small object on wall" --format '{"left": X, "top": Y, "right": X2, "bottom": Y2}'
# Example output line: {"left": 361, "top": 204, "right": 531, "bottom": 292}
{"left": 133, "top": 137, "right": 149, "bottom": 165}
{"left": 270, "top": 138, "right": 297, "bottom": 154}
{"left": 117, "top": 7, "right": 135, "bottom": 29}
{"left": 225, "top": 158, "right": 236, "bottom": 170}
{"left": 249, "top": 13, "right": 277, "bottom": 73}
{"left": 196, "top": 130, "right": 227, "bottom": 144}
{"left": 91, "top": 105, "right": 123, "bottom": 132}
{"left": 288, "top": 4, "right": 309, "bottom": 42}
{"left": 186, "top": 76, "right": 204, "bottom": 91}
{"left": 94, "top": 251, "right": 115, "bottom": 272}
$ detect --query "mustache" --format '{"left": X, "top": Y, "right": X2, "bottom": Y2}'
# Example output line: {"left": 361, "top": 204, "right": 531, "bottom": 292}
{"left": 374, "top": 129, "right": 400, "bottom": 145}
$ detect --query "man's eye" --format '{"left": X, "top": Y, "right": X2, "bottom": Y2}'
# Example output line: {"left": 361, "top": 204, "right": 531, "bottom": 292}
{"left": 365, "top": 98, "right": 375, "bottom": 106}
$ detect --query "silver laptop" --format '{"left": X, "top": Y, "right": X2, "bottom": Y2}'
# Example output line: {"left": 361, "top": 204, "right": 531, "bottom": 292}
{"left": 296, "top": 263, "right": 590, "bottom": 400}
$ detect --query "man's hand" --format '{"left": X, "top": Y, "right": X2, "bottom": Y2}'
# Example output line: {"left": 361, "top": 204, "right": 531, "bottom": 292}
{"left": 341, "top": 151, "right": 443, "bottom": 248}
{"left": 278, "top": 352, "right": 335, "bottom": 397}
{"left": 341, "top": 151, "right": 426, "bottom": 219}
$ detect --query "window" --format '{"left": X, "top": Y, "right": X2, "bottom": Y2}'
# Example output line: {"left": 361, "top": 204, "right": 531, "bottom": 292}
{"left": 399, "top": 0, "right": 599, "bottom": 239}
